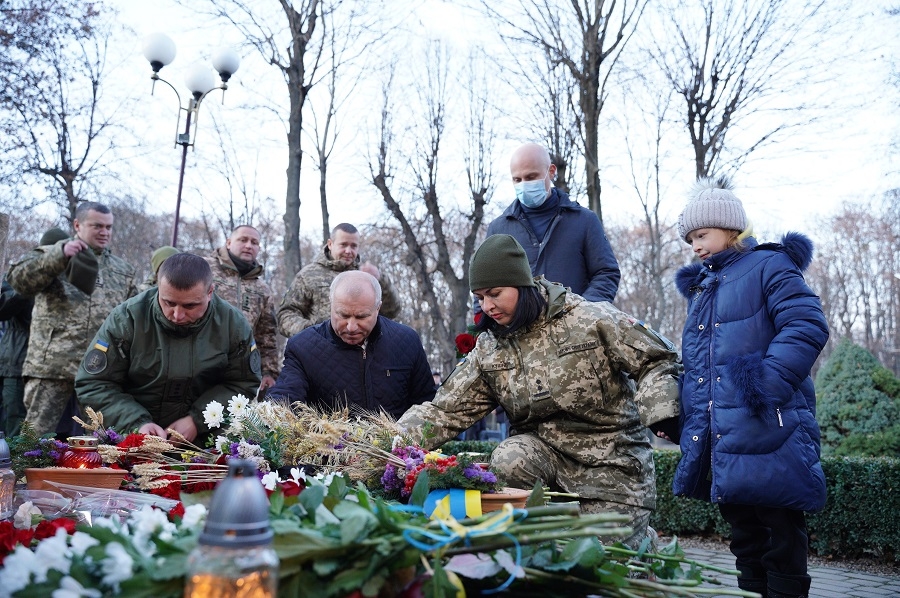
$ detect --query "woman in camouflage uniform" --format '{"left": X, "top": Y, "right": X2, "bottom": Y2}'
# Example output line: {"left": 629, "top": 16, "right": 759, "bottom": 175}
{"left": 398, "top": 235, "right": 680, "bottom": 548}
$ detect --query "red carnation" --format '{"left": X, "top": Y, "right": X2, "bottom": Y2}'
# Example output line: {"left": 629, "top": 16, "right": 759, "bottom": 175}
{"left": 117, "top": 433, "right": 146, "bottom": 449}
{"left": 149, "top": 475, "right": 182, "bottom": 500}
{"left": 34, "top": 518, "right": 76, "bottom": 540}
{"left": 280, "top": 479, "right": 305, "bottom": 497}
{"left": 168, "top": 502, "right": 186, "bottom": 521}
{"left": 455, "top": 333, "right": 477, "bottom": 355}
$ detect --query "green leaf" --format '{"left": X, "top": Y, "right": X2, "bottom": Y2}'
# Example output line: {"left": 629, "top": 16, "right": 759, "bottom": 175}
{"left": 332, "top": 501, "right": 379, "bottom": 544}
{"left": 269, "top": 488, "right": 285, "bottom": 515}
{"left": 300, "top": 483, "right": 326, "bottom": 513}
{"left": 410, "top": 470, "right": 430, "bottom": 507}
{"left": 525, "top": 479, "right": 545, "bottom": 508}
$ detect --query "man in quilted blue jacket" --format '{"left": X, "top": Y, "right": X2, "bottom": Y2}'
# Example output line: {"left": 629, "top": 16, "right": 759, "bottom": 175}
{"left": 266, "top": 271, "right": 435, "bottom": 419}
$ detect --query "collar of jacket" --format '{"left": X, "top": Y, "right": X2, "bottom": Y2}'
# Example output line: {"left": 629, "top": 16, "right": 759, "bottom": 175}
{"left": 499, "top": 187, "right": 580, "bottom": 220}
{"left": 215, "top": 246, "right": 262, "bottom": 279}
{"left": 150, "top": 287, "right": 216, "bottom": 338}
{"left": 325, "top": 315, "right": 384, "bottom": 349}
{"left": 319, "top": 246, "right": 361, "bottom": 272}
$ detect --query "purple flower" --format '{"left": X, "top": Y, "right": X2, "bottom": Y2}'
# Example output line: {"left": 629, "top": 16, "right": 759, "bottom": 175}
{"left": 381, "top": 464, "right": 402, "bottom": 492}
{"left": 24, "top": 450, "right": 42, "bottom": 457}
{"left": 105, "top": 429, "right": 124, "bottom": 444}
{"left": 228, "top": 442, "right": 241, "bottom": 458}
{"left": 463, "top": 465, "right": 497, "bottom": 485}
{"left": 48, "top": 450, "right": 62, "bottom": 460}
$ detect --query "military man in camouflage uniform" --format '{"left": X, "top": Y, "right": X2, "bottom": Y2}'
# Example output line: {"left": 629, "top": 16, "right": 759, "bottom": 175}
{"left": 276, "top": 223, "right": 400, "bottom": 337}
{"left": 203, "top": 225, "right": 279, "bottom": 393}
{"left": 7, "top": 202, "right": 136, "bottom": 436}
{"left": 398, "top": 235, "right": 681, "bottom": 548}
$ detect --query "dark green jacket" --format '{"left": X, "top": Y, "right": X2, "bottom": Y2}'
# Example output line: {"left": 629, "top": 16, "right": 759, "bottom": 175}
{"left": 75, "top": 288, "right": 261, "bottom": 436}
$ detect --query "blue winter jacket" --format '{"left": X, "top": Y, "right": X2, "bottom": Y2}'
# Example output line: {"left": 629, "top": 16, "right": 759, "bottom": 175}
{"left": 486, "top": 188, "right": 620, "bottom": 303}
{"left": 672, "top": 233, "right": 829, "bottom": 512}
{"left": 267, "top": 316, "right": 436, "bottom": 419}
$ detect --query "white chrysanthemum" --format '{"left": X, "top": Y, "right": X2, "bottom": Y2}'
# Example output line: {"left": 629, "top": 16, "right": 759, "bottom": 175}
{"left": 214, "top": 435, "right": 231, "bottom": 453}
{"left": 52, "top": 575, "right": 102, "bottom": 598}
{"left": 69, "top": 531, "right": 100, "bottom": 557}
{"left": 32, "top": 529, "right": 73, "bottom": 581}
{"left": 14, "top": 501, "right": 42, "bottom": 530}
{"left": 100, "top": 542, "right": 134, "bottom": 590}
{"left": 0, "top": 545, "right": 39, "bottom": 595}
{"left": 261, "top": 471, "right": 279, "bottom": 491}
{"left": 228, "top": 394, "right": 250, "bottom": 419}
{"left": 129, "top": 505, "right": 175, "bottom": 554}
{"left": 181, "top": 504, "right": 208, "bottom": 530}
{"left": 202, "top": 400, "right": 225, "bottom": 428}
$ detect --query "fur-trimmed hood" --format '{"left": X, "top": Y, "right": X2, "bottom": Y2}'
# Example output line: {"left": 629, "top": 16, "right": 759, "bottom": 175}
{"left": 675, "top": 232, "right": 814, "bottom": 298}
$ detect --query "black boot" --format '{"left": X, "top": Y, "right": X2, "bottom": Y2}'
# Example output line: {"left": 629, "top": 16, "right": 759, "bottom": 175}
{"left": 736, "top": 565, "right": 767, "bottom": 598}
{"left": 767, "top": 572, "right": 811, "bottom": 598}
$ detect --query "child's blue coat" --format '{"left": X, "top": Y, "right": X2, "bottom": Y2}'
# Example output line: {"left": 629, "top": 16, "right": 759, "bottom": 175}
{"left": 673, "top": 232, "right": 829, "bottom": 511}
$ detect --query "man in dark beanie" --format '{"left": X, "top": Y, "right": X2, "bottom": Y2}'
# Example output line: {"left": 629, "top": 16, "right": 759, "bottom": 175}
{"left": 7, "top": 203, "right": 136, "bottom": 436}
{"left": 202, "top": 225, "right": 279, "bottom": 396}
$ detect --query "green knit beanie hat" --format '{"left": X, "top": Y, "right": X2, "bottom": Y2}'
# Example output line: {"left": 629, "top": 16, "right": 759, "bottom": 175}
{"left": 151, "top": 246, "right": 180, "bottom": 275}
{"left": 65, "top": 249, "right": 99, "bottom": 295}
{"left": 469, "top": 234, "right": 535, "bottom": 291}
{"left": 39, "top": 227, "right": 69, "bottom": 246}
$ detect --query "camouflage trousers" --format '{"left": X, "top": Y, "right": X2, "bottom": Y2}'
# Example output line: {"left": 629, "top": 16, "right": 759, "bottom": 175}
{"left": 23, "top": 377, "right": 79, "bottom": 437}
{"left": 491, "top": 432, "right": 653, "bottom": 549}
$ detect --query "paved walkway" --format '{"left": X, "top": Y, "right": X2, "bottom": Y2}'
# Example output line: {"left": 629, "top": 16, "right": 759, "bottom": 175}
{"left": 683, "top": 546, "right": 900, "bottom": 597}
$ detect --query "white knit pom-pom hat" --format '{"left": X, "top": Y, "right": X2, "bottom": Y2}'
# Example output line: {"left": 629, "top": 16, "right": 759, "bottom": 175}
{"left": 677, "top": 176, "right": 748, "bottom": 242}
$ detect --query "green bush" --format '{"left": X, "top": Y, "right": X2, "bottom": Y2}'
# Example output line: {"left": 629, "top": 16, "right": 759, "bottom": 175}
{"left": 652, "top": 451, "right": 900, "bottom": 561}
{"left": 439, "top": 440, "right": 499, "bottom": 457}
{"left": 815, "top": 340, "right": 900, "bottom": 456}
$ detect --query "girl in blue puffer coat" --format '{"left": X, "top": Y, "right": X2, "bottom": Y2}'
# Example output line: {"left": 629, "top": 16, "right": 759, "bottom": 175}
{"left": 670, "top": 177, "right": 829, "bottom": 598}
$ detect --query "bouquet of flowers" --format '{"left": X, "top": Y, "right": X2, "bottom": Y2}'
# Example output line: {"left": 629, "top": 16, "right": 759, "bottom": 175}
{"left": 380, "top": 443, "right": 501, "bottom": 499}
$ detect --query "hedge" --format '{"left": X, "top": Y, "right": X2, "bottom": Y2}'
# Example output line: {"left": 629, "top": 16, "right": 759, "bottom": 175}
{"left": 442, "top": 441, "right": 900, "bottom": 561}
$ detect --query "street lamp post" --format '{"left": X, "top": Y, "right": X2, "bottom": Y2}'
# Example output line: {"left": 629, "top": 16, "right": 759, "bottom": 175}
{"left": 141, "top": 33, "right": 240, "bottom": 247}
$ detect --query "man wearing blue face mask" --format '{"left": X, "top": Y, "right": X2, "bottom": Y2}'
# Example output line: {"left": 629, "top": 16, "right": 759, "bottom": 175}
{"left": 485, "top": 142, "right": 620, "bottom": 304}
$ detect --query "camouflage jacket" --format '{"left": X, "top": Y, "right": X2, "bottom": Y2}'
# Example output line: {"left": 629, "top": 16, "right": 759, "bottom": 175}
{"left": 203, "top": 247, "right": 280, "bottom": 377}
{"left": 276, "top": 246, "right": 400, "bottom": 337}
{"left": 75, "top": 289, "right": 260, "bottom": 436}
{"left": 7, "top": 240, "right": 137, "bottom": 379}
{"left": 398, "top": 278, "right": 681, "bottom": 509}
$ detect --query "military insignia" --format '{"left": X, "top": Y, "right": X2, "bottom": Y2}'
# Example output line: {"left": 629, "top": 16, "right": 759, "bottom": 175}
{"left": 249, "top": 341, "right": 261, "bottom": 375}
{"left": 83, "top": 348, "right": 107, "bottom": 374}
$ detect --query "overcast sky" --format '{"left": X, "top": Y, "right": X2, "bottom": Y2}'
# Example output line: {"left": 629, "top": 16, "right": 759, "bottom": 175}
{"left": 109, "top": 0, "right": 900, "bottom": 241}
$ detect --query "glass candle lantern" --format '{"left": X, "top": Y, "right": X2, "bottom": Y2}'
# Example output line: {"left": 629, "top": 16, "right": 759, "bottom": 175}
{"left": 0, "top": 433, "right": 14, "bottom": 520}
{"left": 60, "top": 436, "right": 103, "bottom": 469}
{"left": 185, "top": 460, "right": 278, "bottom": 598}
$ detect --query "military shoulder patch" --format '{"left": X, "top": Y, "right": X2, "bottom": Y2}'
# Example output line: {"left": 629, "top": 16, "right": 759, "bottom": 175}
{"left": 249, "top": 341, "right": 261, "bottom": 376}
{"left": 83, "top": 348, "right": 108, "bottom": 375}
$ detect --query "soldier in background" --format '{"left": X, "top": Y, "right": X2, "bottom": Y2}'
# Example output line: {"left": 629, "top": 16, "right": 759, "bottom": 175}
{"left": 277, "top": 223, "right": 400, "bottom": 338}
{"left": 0, "top": 228, "right": 69, "bottom": 437}
{"left": 7, "top": 202, "right": 137, "bottom": 436}
{"left": 137, "top": 245, "right": 179, "bottom": 292}
{"left": 398, "top": 235, "right": 681, "bottom": 548}
{"left": 203, "top": 225, "right": 279, "bottom": 394}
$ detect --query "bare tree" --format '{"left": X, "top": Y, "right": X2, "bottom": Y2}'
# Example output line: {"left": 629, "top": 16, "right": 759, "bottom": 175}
{"left": 0, "top": 0, "right": 123, "bottom": 222}
{"left": 188, "top": 0, "right": 324, "bottom": 282}
{"left": 368, "top": 45, "right": 495, "bottom": 370}
{"left": 484, "top": 0, "right": 648, "bottom": 221}
{"left": 648, "top": 0, "right": 848, "bottom": 179}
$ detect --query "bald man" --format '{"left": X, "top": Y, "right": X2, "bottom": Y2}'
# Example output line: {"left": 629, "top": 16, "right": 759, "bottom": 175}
{"left": 485, "top": 142, "right": 620, "bottom": 303}
{"left": 266, "top": 271, "right": 435, "bottom": 419}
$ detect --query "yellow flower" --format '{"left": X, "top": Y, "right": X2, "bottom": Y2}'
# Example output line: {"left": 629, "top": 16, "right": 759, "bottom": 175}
{"left": 423, "top": 451, "right": 444, "bottom": 463}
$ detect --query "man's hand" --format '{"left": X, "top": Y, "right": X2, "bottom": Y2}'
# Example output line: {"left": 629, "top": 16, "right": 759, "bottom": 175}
{"left": 63, "top": 239, "right": 89, "bottom": 258}
{"left": 168, "top": 415, "right": 198, "bottom": 442}
{"left": 258, "top": 375, "right": 276, "bottom": 396}
{"left": 139, "top": 422, "right": 168, "bottom": 438}
{"left": 359, "top": 261, "right": 381, "bottom": 279}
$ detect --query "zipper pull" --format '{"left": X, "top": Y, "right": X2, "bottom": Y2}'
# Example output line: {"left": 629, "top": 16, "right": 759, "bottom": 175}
{"left": 776, "top": 408, "right": 783, "bottom": 427}
{"left": 708, "top": 400, "right": 712, "bottom": 412}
